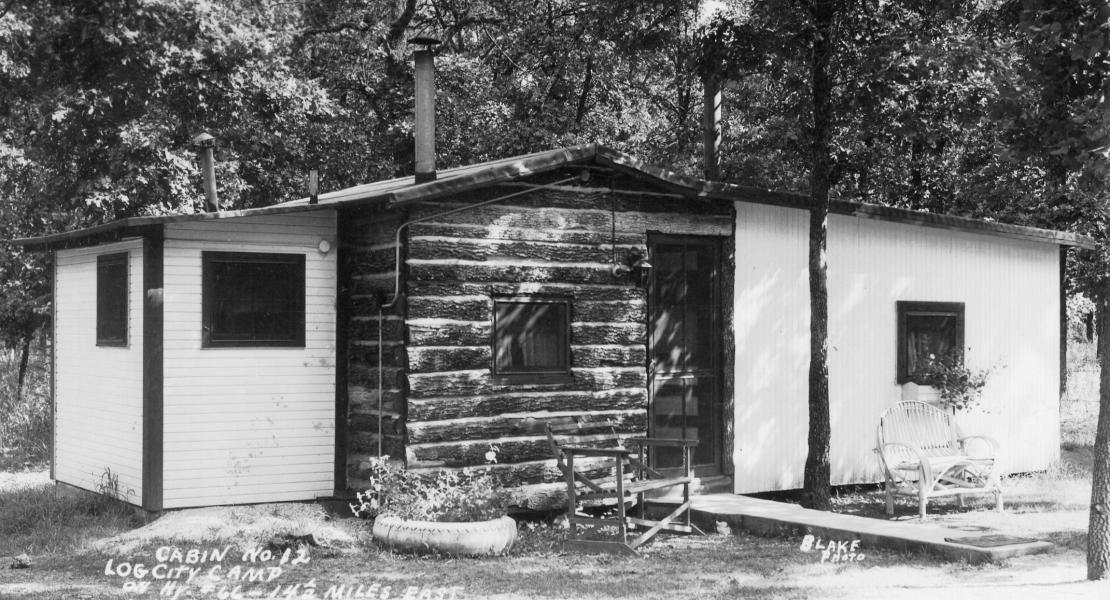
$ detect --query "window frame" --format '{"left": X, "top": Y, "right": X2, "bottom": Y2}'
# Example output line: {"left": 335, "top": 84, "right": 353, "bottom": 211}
{"left": 96, "top": 252, "right": 129, "bottom": 347}
{"left": 896, "top": 301, "right": 965, "bottom": 384}
{"left": 201, "top": 251, "right": 306, "bottom": 348}
{"left": 490, "top": 295, "right": 572, "bottom": 382}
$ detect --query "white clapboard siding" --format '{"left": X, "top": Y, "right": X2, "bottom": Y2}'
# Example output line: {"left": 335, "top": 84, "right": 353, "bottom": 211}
{"left": 733, "top": 203, "right": 1061, "bottom": 493}
{"left": 161, "top": 210, "right": 337, "bottom": 508}
{"left": 54, "top": 240, "right": 145, "bottom": 506}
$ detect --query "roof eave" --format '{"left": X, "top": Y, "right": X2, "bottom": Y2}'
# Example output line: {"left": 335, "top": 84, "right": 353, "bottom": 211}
{"left": 595, "top": 146, "right": 1097, "bottom": 250}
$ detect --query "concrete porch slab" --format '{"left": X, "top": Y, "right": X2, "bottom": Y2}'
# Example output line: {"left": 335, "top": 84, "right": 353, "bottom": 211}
{"left": 686, "top": 493, "right": 1053, "bottom": 564}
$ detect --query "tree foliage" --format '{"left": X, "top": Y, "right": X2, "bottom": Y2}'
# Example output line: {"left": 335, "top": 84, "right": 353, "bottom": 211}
{"left": 2, "top": 2, "right": 1110, "bottom": 549}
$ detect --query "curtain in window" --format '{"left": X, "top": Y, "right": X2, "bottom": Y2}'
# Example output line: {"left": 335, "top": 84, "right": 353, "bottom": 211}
{"left": 905, "top": 315, "right": 955, "bottom": 379}
{"left": 495, "top": 301, "right": 567, "bottom": 372}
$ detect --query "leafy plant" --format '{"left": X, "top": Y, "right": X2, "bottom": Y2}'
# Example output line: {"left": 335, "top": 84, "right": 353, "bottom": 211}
{"left": 0, "top": 339, "right": 51, "bottom": 464}
{"left": 96, "top": 466, "right": 135, "bottom": 503}
{"left": 350, "top": 453, "right": 509, "bottom": 523}
{"left": 918, "top": 351, "right": 995, "bottom": 412}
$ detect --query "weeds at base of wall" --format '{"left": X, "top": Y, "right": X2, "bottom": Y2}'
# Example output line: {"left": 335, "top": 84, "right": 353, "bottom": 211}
{"left": 0, "top": 481, "right": 140, "bottom": 556}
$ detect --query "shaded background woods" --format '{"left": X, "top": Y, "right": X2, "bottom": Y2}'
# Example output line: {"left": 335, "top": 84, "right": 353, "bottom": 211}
{"left": 0, "top": 1, "right": 1107, "bottom": 446}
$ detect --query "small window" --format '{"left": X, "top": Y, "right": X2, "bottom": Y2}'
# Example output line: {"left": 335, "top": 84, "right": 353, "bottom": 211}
{"left": 96, "top": 253, "right": 129, "bottom": 346}
{"left": 897, "top": 301, "right": 965, "bottom": 384}
{"left": 202, "top": 252, "right": 305, "bottom": 347}
{"left": 492, "top": 297, "right": 571, "bottom": 379}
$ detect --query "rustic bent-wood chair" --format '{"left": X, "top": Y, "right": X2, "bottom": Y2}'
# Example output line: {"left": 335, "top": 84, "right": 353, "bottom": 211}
{"left": 545, "top": 425, "right": 700, "bottom": 554}
{"left": 875, "top": 401, "right": 1004, "bottom": 518}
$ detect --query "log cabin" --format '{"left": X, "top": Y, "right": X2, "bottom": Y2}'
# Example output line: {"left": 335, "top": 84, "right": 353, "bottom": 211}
{"left": 13, "top": 47, "right": 1096, "bottom": 511}
{"left": 13, "top": 142, "right": 1096, "bottom": 511}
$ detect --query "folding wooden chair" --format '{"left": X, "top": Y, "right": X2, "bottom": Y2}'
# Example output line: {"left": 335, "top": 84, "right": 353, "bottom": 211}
{"left": 545, "top": 425, "right": 701, "bottom": 554}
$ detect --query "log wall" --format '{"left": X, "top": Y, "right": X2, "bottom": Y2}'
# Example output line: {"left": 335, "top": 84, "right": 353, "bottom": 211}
{"left": 340, "top": 205, "right": 408, "bottom": 489}
{"left": 394, "top": 173, "right": 733, "bottom": 508}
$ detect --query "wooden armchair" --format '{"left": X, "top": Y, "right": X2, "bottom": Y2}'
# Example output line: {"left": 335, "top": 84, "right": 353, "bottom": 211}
{"left": 545, "top": 426, "right": 700, "bottom": 554}
{"left": 875, "top": 401, "right": 1004, "bottom": 518}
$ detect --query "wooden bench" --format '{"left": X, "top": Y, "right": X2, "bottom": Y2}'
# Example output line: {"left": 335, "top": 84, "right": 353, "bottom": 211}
{"left": 545, "top": 426, "right": 701, "bottom": 554}
{"left": 875, "top": 401, "right": 1004, "bottom": 518}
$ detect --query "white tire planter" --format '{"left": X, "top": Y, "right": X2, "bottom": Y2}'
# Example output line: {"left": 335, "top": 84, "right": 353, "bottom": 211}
{"left": 372, "top": 515, "right": 517, "bottom": 557}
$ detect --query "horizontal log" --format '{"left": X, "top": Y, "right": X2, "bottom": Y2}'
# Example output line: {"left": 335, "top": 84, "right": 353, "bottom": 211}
{"left": 571, "top": 345, "right": 646, "bottom": 368}
{"left": 348, "top": 343, "right": 405, "bottom": 368}
{"left": 408, "top": 200, "right": 731, "bottom": 235}
{"left": 409, "top": 238, "right": 614, "bottom": 264}
{"left": 349, "top": 365, "right": 406, "bottom": 390}
{"left": 572, "top": 323, "right": 646, "bottom": 346}
{"left": 348, "top": 432, "right": 405, "bottom": 457}
{"left": 405, "top": 344, "right": 643, "bottom": 374}
{"left": 347, "top": 451, "right": 406, "bottom": 487}
{"left": 408, "top": 321, "right": 490, "bottom": 346}
{"left": 407, "top": 345, "right": 491, "bottom": 373}
{"left": 407, "top": 410, "right": 647, "bottom": 444}
{"left": 348, "top": 413, "right": 405, "bottom": 436}
{"left": 574, "top": 301, "right": 645, "bottom": 323}
{"left": 348, "top": 247, "right": 398, "bottom": 273}
{"left": 407, "top": 457, "right": 615, "bottom": 489}
{"left": 407, "top": 201, "right": 614, "bottom": 231}
{"left": 502, "top": 188, "right": 733, "bottom": 216}
{"left": 411, "top": 189, "right": 730, "bottom": 222}
{"left": 409, "top": 263, "right": 615, "bottom": 285}
{"left": 511, "top": 482, "right": 569, "bottom": 511}
{"left": 350, "top": 290, "right": 401, "bottom": 311}
{"left": 341, "top": 208, "right": 407, "bottom": 245}
{"left": 409, "top": 222, "right": 642, "bottom": 246}
{"left": 406, "top": 368, "right": 647, "bottom": 399}
{"left": 406, "top": 296, "right": 643, "bottom": 326}
{"left": 348, "top": 386, "right": 404, "bottom": 415}
{"left": 408, "top": 389, "right": 647, "bottom": 422}
{"left": 406, "top": 432, "right": 634, "bottom": 468}
{"left": 348, "top": 317, "right": 405, "bottom": 343}
{"left": 407, "top": 296, "right": 490, "bottom": 321}
{"left": 407, "top": 281, "right": 645, "bottom": 303}
{"left": 407, "top": 321, "right": 645, "bottom": 347}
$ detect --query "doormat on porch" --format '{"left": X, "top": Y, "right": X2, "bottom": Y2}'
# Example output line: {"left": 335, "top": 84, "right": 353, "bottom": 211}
{"left": 943, "top": 534, "right": 1039, "bottom": 548}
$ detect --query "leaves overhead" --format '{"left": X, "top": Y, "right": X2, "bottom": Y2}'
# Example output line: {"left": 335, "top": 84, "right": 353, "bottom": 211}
{"left": 1, "top": 0, "right": 1109, "bottom": 342}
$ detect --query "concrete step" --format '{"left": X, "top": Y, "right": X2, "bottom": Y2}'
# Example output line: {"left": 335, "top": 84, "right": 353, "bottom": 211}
{"left": 682, "top": 493, "right": 1052, "bottom": 564}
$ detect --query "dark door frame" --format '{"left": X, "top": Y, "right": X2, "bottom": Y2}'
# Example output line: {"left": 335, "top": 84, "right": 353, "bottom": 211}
{"left": 646, "top": 233, "right": 725, "bottom": 477}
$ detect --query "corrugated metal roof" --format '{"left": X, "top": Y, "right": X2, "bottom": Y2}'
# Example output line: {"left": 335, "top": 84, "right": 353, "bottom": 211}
{"left": 10, "top": 143, "right": 1097, "bottom": 250}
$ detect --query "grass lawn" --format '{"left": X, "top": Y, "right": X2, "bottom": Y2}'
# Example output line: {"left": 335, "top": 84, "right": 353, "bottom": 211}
{"left": 2, "top": 449, "right": 1109, "bottom": 600}
{"left": 1, "top": 341, "right": 1106, "bottom": 599}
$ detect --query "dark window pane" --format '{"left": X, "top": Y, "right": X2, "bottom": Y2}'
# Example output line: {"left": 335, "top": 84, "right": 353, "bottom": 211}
{"left": 96, "top": 253, "right": 128, "bottom": 346}
{"left": 493, "top": 300, "right": 569, "bottom": 375}
{"left": 203, "top": 253, "right": 305, "bottom": 347}
{"left": 897, "top": 302, "right": 964, "bottom": 383}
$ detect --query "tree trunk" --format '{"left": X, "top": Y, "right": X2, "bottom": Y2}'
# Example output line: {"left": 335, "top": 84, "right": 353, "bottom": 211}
{"left": 802, "top": 0, "right": 834, "bottom": 511}
{"left": 574, "top": 54, "right": 594, "bottom": 125}
{"left": 15, "top": 334, "right": 30, "bottom": 403}
{"left": 1089, "top": 287, "right": 1110, "bottom": 579}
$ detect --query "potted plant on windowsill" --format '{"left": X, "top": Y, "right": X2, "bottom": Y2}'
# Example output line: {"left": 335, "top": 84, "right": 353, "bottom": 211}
{"left": 912, "top": 351, "right": 994, "bottom": 413}
{"left": 350, "top": 452, "right": 516, "bottom": 557}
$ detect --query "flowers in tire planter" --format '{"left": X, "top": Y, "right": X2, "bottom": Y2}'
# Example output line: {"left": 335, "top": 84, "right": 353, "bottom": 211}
{"left": 350, "top": 455, "right": 510, "bottom": 522}
{"left": 350, "top": 454, "right": 516, "bottom": 556}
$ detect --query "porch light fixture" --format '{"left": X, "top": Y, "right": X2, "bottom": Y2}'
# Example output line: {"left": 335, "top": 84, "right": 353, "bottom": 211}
{"left": 612, "top": 248, "right": 652, "bottom": 287}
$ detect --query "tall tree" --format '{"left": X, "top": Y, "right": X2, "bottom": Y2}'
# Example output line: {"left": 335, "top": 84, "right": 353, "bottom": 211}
{"left": 801, "top": 0, "right": 836, "bottom": 510}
